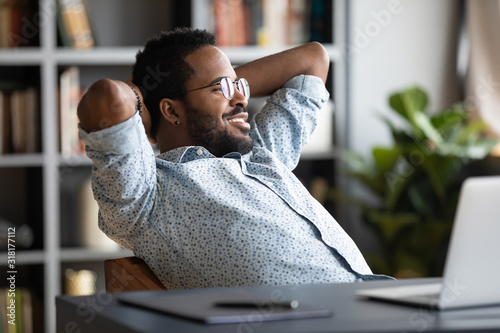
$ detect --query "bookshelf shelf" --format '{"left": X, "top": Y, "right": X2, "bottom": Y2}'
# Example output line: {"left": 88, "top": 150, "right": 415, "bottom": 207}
{"left": 51, "top": 44, "right": 343, "bottom": 67}
{"left": 0, "top": 48, "right": 44, "bottom": 64}
{"left": 59, "top": 248, "right": 133, "bottom": 262}
{"left": 0, "top": 1, "right": 347, "bottom": 332}
{"left": 0, "top": 154, "right": 45, "bottom": 167}
{"left": 0, "top": 249, "right": 45, "bottom": 265}
{"left": 55, "top": 47, "right": 139, "bottom": 65}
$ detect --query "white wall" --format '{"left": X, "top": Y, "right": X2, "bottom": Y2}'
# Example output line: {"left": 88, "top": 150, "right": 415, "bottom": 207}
{"left": 348, "top": 0, "right": 461, "bottom": 156}
{"left": 344, "top": 0, "right": 462, "bottom": 253}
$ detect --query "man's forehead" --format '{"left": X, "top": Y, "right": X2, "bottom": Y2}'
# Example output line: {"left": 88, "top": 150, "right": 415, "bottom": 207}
{"left": 186, "top": 46, "right": 235, "bottom": 81}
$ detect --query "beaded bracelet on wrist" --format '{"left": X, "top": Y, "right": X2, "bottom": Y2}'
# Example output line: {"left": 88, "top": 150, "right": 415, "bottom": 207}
{"left": 129, "top": 85, "right": 143, "bottom": 115}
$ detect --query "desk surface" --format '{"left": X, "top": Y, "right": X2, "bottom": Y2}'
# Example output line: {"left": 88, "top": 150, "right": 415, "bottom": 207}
{"left": 56, "top": 278, "right": 500, "bottom": 333}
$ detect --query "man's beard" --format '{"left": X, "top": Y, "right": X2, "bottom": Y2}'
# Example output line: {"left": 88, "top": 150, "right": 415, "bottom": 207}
{"left": 185, "top": 104, "right": 254, "bottom": 157}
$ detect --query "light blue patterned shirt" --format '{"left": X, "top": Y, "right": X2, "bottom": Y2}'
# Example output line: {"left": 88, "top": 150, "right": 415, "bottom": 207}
{"left": 79, "top": 75, "right": 389, "bottom": 289}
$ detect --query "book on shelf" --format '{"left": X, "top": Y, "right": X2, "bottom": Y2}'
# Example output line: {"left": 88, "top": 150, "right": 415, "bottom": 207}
{"left": 0, "top": 287, "right": 33, "bottom": 333}
{"left": 0, "top": 0, "right": 39, "bottom": 48}
{"left": 12, "top": 87, "right": 39, "bottom": 154}
{"left": 0, "top": 90, "right": 11, "bottom": 154}
{"left": 10, "top": 89, "right": 26, "bottom": 154}
{"left": 214, "top": 0, "right": 249, "bottom": 46}
{"left": 0, "top": 0, "right": 9, "bottom": 48}
{"left": 0, "top": 288, "right": 5, "bottom": 332}
{"left": 59, "top": 173, "right": 120, "bottom": 250}
{"left": 0, "top": 85, "right": 40, "bottom": 155}
{"left": 207, "top": 0, "right": 313, "bottom": 47}
{"left": 59, "top": 66, "right": 84, "bottom": 156}
{"left": 78, "top": 178, "right": 120, "bottom": 250}
{"left": 56, "top": 0, "right": 94, "bottom": 49}
{"left": 21, "top": 289, "right": 33, "bottom": 333}
{"left": 287, "top": 0, "right": 311, "bottom": 45}
{"left": 308, "top": 0, "right": 333, "bottom": 43}
{"left": 64, "top": 268, "right": 97, "bottom": 296}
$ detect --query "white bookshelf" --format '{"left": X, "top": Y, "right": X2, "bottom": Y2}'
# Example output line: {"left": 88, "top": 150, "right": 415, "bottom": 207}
{"left": 54, "top": 47, "right": 139, "bottom": 65}
{"left": 0, "top": 1, "right": 347, "bottom": 331}
{"left": 0, "top": 154, "right": 45, "bottom": 167}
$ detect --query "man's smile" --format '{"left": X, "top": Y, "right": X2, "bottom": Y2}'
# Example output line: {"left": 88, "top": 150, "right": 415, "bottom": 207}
{"left": 226, "top": 112, "right": 250, "bottom": 131}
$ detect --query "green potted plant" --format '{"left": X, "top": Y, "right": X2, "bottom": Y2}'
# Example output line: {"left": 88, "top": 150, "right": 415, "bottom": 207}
{"left": 331, "top": 86, "right": 498, "bottom": 278}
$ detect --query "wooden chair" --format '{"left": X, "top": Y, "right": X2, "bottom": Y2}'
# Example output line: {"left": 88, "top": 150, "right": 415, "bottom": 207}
{"left": 104, "top": 256, "right": 167, "bottom": 293}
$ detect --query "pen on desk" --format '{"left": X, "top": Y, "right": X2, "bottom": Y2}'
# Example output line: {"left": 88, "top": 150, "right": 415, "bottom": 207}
{"left": 214, "top": 300, "right": 299, "bottom": 309}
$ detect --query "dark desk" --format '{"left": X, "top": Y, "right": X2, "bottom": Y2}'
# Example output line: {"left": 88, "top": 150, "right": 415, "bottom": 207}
{"left": 56, "top": 278, "right": 500, "bottom": 333}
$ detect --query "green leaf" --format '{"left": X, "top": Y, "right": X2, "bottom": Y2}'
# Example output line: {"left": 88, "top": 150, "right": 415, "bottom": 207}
{"left": 343, "top": 170, "right": 385, "bottom": 195}
{"left": 390, "top": 87, "right": 430, "bottom": 141}
{"left": 338, "top": 150, "right": 370, "bottom": 172}
{"left": 407, "top": 183, "right": 434, "bottom": 218}
{"left": 420, "top": 155, "right": 448, "bottom": 200}
{"left": 326, "top": 188, "right": 375, "bottom": 212}
{"left": 378, "top": 114, "right": 414, "bottom": 144}
{"left": 364, "top": 210, "right": 418, "bottom": 243}
{"left": 373, "top": 147, "right": 401, "bottom": 173}
{"left": 393, "top": 252, "right": 428, "bottom": 277}
{"left": 431, "top": 106, "right": 467, "bottom": 131}
{"left": 413, "top": 112, "right": 443, "bottom": 145}
{"left": 397, "top": 221, "right": 453, "bottom": 276}
{"left": 455, "top": 120, "right": 489, "bottom": 145}
{"left": 383, "top": 157, "right": 416, "bottom": 210}
{"left": 389, "top": 87, "right": 428, "bottom": 121}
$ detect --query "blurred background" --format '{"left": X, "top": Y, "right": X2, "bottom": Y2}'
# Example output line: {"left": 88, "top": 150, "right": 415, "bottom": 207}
{"left": 1, "top": 0, "right": 499, "bottom": 331}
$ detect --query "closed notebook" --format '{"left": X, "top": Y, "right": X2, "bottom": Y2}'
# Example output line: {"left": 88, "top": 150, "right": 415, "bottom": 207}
{"left": 117, "top": 289, "right": 333, "bottom": 324}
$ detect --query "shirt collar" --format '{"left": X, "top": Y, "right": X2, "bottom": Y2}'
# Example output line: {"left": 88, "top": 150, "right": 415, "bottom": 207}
{"left": 158, "top": 146, "right": 247, "bottom": 163}
{"left": 158, "top": 146, "right": 211, "bottom": 163}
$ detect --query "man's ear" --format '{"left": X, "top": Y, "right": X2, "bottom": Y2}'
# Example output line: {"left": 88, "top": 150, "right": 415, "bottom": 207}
{"left": 159, "top": 98, "right": 181, "bottom": 126}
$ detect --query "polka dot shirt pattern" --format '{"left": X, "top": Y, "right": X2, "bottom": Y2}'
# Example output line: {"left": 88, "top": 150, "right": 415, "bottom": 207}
{"left": 79, "top": 75, "right": 391, "bottom": 289}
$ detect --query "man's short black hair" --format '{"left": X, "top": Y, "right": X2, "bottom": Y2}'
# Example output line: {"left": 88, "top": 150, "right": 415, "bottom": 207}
{"left": 132, "top": 28, "right": 216, "bottom": 139}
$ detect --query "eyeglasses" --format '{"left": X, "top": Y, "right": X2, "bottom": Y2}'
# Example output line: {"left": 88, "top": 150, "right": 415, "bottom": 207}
{"left": 171, "top": 77, "right": 250, "bottom": 101}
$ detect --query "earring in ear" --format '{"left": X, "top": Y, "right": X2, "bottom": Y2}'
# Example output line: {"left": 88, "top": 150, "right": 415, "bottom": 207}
{"left": 174, "top": 121, "right": 180, "bottom": 126}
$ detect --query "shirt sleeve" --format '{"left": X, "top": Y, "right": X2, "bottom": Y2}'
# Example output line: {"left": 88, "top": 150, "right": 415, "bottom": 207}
{"left": 250, "top": 74, "right": 330, "bottom": 170}
{"left": 78, "top": 113, "right": 157, "bottom": 249}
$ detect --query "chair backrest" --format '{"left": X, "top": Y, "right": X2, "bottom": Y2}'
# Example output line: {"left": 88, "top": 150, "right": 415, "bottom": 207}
{"left": 104, "top": 256, "right": 167, "bottom": 293}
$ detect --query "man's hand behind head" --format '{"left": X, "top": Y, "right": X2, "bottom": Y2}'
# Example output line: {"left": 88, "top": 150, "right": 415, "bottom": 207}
{"left": 78, "top": 79, "right": 155, "bottom": 143}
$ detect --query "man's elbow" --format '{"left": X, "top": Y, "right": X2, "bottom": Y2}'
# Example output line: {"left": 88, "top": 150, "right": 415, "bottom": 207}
{"left": 78, "top": 79, "right": 113, "bottom": 130}
{"left": 306, "top": 42, "right": 330, "bottom": 83}
{"left": 78, "top": 79, "right": 133, "bottom": 132}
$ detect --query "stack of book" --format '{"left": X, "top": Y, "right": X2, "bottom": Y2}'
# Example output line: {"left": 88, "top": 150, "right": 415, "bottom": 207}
{"left": 59, "top": 66, "right": 84, "bottom": 156}
{"left": 0, "top": 68, "right": 85, "bottom": 157}
{"left": 56, "top": 0, "right": 94, "bottom": 49}
{"left": 0, "top": 0, "right": 39, "bottom": 48}
{"left": 64, "top": 269, "right": 97, "bottom": 296}
{"left": 201, "top": 0, "right": 328, "bottom": 47}
{"left": 0, "top": 288, "right": 33, "bottom": 333}
{"left": 0, "top": 86, "right": 40, "bottom": 154}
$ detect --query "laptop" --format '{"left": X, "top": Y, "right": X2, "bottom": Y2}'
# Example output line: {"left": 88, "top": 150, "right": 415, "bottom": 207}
{"left": 356, "top": 176, "right": 500, "bottom": 310}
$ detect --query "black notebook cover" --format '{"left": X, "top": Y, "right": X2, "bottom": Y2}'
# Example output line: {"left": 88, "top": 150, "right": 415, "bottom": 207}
{"left": 117, "top": 289, "right": 333, "bottom": 324}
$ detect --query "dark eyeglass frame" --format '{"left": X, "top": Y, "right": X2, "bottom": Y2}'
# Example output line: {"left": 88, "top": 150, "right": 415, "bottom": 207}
{"left": 170, "top": 77, "right": 250, "bottom": 101}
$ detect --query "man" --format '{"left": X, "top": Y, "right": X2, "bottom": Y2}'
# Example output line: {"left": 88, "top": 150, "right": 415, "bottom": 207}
{"left": 78, "top": 28, "right": 390, "bottom": 289}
